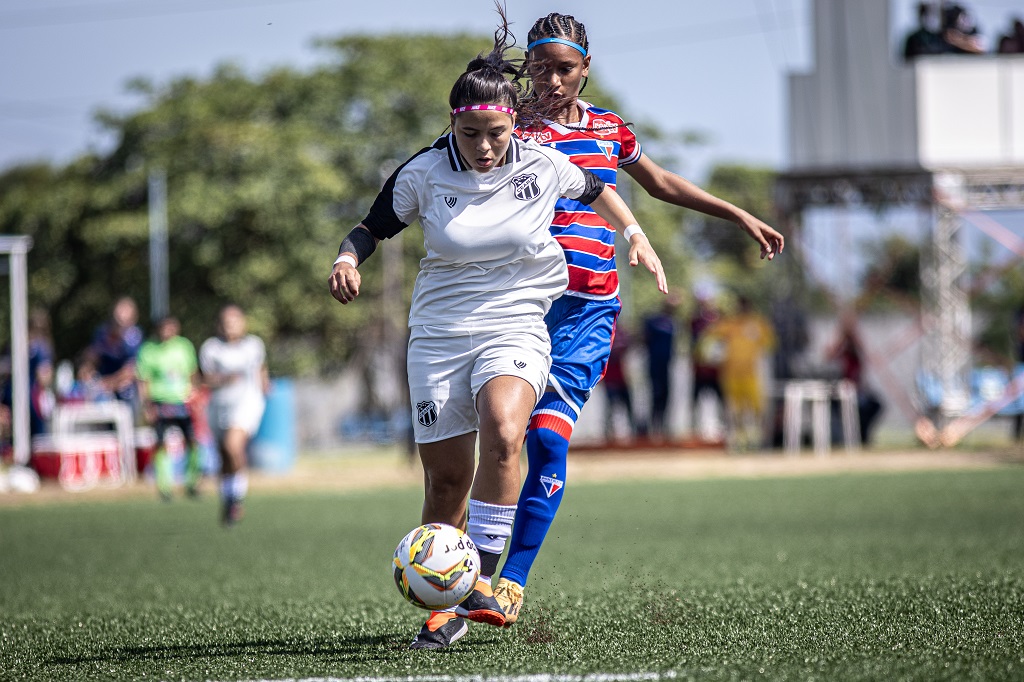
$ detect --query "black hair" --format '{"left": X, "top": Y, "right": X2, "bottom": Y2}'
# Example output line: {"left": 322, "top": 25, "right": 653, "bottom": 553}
{"left": 448, "top": 2, "right": 526, "bottom": 112}
{"left": 526, "top": 12, "right": 590, "bottom": 55}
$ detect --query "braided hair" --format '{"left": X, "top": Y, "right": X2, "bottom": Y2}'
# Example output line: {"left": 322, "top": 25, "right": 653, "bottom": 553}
{"left": 526, "top": 12, "right": 590, "bottom": 55}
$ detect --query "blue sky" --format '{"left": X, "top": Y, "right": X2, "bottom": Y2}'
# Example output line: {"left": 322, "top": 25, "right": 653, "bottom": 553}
{"left": 2, "top": 0, "right": 1020, "bottom": 181}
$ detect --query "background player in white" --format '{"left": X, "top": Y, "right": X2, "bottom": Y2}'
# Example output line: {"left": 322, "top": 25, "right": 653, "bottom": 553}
{"left": 492, "top": 12, "right": 786, "bottom": 624}
{"left": 328, "top": 6, "right": 667, "bottom": 650}
{"left": 199, "top": 304, "right": 269, "bottom": 526}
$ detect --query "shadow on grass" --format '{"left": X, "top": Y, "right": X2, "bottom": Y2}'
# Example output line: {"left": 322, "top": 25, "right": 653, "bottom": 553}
{"left": 45, "top": 631, "right": 489, "bottom": 669}
{"left": 45, "top": 622, "right": 499, "bottom": 667}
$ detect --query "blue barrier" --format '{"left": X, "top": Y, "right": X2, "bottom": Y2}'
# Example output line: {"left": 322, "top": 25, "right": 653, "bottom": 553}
{"left": 968, "top": 365, "right": 1024, "bottom": 416}
{"left": 249, "top": 378, "right": 297, "bottom": 473}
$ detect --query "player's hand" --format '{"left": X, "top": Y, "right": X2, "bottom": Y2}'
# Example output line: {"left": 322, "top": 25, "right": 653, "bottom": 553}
{"left": 738, "top": 214, "right": 785, "bottom": 261}
{"left": 627, "top": 233, "right": 669, "bottom": 294}
{"left": 329, "top": 261, "right": 361, "bottom": 304}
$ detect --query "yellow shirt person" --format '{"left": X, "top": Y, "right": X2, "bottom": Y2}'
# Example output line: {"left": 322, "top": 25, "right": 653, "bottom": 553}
{"left": 706, "top": 298, "right": 777, "bottom": 417}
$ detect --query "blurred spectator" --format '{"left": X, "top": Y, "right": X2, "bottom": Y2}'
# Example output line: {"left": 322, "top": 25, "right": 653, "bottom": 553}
{"left": 136, "top": 316, "right": 202, "bottom": 500}
{"left": 602, "top": 324, "right": 637, "bottom": 442}
{"left": 996, "top": 17, "right": 1024, "bottom": 54}
{"left": 0, "top": 353, "right": 10, "bottom": 459}
{"left": 57, "top": 353, "right": 106, "bottom": 403}
{"left": 903, "top": 2, "right": 947, "bottom": 60}
{"left": 1013, "top": 307, "right": 1024, "bottom": 441}
{"left": 28, "top": 309, "right": 55, "bottom": 436}
{"left": 200, "top": 304, "right": 269, "bottom": 526}
{"left": 80, "top": 296, "right": 144, "bottom": 410}
{"left": 771, "top": 295, "right": 809, "bottom": 382}
{"left": 706, "top": 296, "right": 776, "bottom": 451}
{"left": 827, "top": 315, "right": 885, "bottom": 447}
{"left": 0, "top": 310, "right": 57, "bottom": 441}
{"left": 643, "top": 296, "right": 680, "bottom": 440}
{"left": 690, "top": 292, "right": 724, "bottom": 439}
{"left": 941, "top": 4, "right": 985, "bottom": 54}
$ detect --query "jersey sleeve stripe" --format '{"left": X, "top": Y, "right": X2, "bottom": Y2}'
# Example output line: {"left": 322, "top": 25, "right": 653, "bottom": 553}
{"left": 618, "top": 142, "right": 643, "bottom": 167}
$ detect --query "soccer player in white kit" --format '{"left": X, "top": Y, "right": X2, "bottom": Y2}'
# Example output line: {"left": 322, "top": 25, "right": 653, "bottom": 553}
{"left": 328, "top": 8, "right": 667, "bottom": 650}
{"left": 199, "top": 304, "right": 269, "bottom": 526}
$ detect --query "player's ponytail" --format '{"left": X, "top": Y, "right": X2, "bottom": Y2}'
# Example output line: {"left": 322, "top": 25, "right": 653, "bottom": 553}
{"left": 448, "top": 2, "right": 526, "bottom": 113}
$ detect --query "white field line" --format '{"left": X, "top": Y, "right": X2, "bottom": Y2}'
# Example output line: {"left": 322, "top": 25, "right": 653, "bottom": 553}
{"left": 237, "top": 672, "right": 680, "bottom": 682}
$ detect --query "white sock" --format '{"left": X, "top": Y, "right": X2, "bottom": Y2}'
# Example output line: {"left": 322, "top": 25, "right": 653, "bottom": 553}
{"left": 467, "top": 499, "right": 516, "bottom": 576}
{"left": 232, "top": 472, "right": 249, "bottom": 500}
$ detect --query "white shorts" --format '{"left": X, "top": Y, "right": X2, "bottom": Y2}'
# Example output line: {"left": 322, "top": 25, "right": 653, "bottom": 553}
{"left": 207, "top": 394, "right": 266, "bottom": 441}
{"left": 407, "top": 322, "right": 551, "bottom": 444}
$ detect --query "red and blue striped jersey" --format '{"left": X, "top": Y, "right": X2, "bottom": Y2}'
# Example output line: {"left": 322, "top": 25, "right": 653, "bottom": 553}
{"left": 518, "top": 100, "right": 642, "bottom": 300}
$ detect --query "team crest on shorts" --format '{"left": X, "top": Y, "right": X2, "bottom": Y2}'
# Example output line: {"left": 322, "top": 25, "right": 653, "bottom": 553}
{"left": 511, "top": 173, "right": 540, "bottom": 201}
{"left": 539, "top": 473, "right": 563, "bottom": 498}
{"left": 417, "top": 401, "right": 438, "bottom": 427}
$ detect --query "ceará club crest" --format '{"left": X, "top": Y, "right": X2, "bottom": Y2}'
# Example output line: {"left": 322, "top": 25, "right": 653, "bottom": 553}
{"left": 510, "top": 173, "right": 540, "bottom": 201}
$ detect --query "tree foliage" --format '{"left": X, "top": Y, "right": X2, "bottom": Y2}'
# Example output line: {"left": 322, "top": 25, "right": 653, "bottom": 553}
{"left": 694, "top": 164, "right": 779, "bottom": 265}
{"left": 859, "top": 234, "right": 922, "bottom": 303}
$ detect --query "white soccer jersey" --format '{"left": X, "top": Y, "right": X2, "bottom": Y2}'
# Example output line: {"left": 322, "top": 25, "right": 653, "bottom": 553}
{"left": 199, "top": 334, "right": 266, "bottom": 407}
{"left": 362, "top": 133, "right": 604, "bottom": 331}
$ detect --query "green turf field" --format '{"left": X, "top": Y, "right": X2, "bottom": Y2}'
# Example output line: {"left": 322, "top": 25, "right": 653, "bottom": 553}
{"left": 2, "top": 466, "right": 1023, "bottom": 681}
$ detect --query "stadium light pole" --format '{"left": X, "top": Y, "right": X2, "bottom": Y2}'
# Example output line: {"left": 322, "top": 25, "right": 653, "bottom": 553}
{"left": 148, "top": 168, "right": 169, "bottom": 322}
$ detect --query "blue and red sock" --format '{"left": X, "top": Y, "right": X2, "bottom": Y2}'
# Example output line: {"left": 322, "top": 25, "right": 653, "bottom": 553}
{"left": 500, "top": 392, "right": 576, "bottom": 586}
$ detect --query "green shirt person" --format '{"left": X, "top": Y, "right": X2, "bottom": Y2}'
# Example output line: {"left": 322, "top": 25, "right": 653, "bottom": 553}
{"left": 136, "top": 317, "right": 202, "bottom": 500}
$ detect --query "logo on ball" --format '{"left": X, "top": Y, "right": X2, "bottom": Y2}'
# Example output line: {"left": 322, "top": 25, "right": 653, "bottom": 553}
{"left": 393, "top": 523, "right": 481, "bottom": 610}
{"left": 417, "top": 401, "right": 438, "bottom": 427}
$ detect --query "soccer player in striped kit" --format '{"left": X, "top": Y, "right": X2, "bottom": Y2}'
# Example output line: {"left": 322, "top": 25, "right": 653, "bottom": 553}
{"left": 328, "top": 7, "right": 667, "bottom": 649}
{"left": 492, "top": 12, "right": 786, "bottom": 624}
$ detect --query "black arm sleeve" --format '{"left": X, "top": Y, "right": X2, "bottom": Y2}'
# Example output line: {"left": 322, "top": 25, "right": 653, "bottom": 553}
{"left": 360, "top": 167, "right": 409, "bottom": 240}
{"left": 576, "top": 168, "right": 606, "bottom": 205}
{"left": 361, "top": 146, "right": 433, "bottom": 239}
{"left": 338, "top": 226, "right": 378, "bottom": 265}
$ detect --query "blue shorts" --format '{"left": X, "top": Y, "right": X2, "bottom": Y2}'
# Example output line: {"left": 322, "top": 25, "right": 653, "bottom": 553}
{"left": 545, "top": 295, "right": 621, "bottom": 414}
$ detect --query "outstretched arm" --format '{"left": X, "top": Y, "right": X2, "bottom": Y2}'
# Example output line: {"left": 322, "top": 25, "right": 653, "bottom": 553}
{"left": 328, "top": 224, "right": 381, "bottom": 305}
{"left": 624, "top": 155, "right": 784, "bottom": 261}
{"left": 588, "top": 186, "right": 668, "bottom": 295}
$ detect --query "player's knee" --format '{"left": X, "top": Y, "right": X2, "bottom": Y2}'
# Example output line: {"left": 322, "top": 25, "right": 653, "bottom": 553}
{"left": 484, "top": 421, "right": 529, "bottom": 464}
{"left": 424, "top": 469, "right": 472, "bottom": 505}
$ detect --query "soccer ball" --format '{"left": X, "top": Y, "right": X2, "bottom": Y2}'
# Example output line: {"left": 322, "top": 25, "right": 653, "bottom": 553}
{"left": 392, "top": 523, "right": 480, "bottom": 609}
